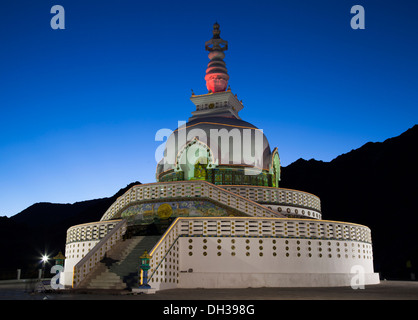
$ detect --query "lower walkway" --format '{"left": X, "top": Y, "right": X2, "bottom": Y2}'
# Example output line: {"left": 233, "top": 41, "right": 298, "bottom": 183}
{"left": 1, "top": 280, "right": 418, "bottom": 300}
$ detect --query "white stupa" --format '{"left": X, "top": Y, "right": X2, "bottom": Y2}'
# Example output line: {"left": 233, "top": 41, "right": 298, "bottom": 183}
{"left": 61, "top": 23, "right": 380, "bottom": 291}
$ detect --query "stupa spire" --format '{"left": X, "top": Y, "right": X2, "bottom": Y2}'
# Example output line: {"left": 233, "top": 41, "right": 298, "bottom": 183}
{"left": 204, "top": 22, "right": 229, "bottom": 93}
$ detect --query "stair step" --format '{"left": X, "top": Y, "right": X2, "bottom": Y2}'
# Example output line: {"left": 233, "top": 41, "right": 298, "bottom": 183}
{"left": 80, "top": 235, "right": 161, "bottom": 289}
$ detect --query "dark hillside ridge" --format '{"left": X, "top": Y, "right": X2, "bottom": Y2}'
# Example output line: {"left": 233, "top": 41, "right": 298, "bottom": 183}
{"left": 281, "top": 125, "right": 418, "bottom": 280}
{"left": 0, "top": 182, "right": 140, "bottom": 279}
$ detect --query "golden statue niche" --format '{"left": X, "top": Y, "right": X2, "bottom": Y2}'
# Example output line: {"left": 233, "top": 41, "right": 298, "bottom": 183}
{"left": 193, "top": 157, "right": 208, "bottom": 180}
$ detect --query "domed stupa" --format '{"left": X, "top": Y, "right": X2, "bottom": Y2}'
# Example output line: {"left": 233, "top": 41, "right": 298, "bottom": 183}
{"left": 156, "top": 23, "right": 280, "bottom": 189}
{"left": 61, "top": 24, "right": 380, "bottom": 292}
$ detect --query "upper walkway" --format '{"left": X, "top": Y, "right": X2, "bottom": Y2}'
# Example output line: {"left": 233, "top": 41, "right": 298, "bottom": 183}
{"left": 99, "top": 181, "right": 321, "bottom": 222}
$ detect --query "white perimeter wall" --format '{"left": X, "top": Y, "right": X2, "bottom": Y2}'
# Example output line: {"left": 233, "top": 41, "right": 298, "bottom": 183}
{"left": 176, "top": 236, "right": 379, "bottom": 288}
{"left": 61, "top": 240, "right": 99, "bottom": 286}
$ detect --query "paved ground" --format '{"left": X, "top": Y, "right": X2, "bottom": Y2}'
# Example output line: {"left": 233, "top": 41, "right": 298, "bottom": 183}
{"left": 0, "top": 280, "right": 418, "bottom": 300}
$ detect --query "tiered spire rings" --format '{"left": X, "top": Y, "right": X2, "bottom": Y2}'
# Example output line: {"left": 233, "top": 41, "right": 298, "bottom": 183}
{"left": 204, "top": 22, "right": 229, "bottom": 93}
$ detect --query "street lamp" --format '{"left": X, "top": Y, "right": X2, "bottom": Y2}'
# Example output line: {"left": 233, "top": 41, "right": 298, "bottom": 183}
{"left": 53, "top": 251, "right": 66, "bottom": 266}
{"left": 41, "top": 255, "right": 49, "bottom": 279}
{"left": 139, "top": 250, "right": 151, "bottom": 289}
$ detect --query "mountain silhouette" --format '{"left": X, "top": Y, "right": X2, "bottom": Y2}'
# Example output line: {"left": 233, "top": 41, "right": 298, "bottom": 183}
{"left": 1, "top": 125, "right": 417, "bottom": 281}
{"left": 280, "top": 124, "right": 418, "bottom": 280}
{"left": 0, "top": 182, "right": 140, "bottom": 280}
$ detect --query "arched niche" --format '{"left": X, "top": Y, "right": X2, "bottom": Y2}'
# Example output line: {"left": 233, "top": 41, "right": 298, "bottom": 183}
{"left": 269, "top": 147, "right": 281, "bottom": 187}
{"left": 175, "top": 137, "right": 217, "bottom": 181}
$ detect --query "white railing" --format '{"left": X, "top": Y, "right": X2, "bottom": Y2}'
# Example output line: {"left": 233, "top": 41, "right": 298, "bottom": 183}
{"left": 66, "top": 220, "right": 122, "bottom": 243}
{"left": 100, "top": 181, "right": 283, "bottom": 221}
{"left": 72, "top": 220, "right": 127, "bottom": 288}
{"left": 220, "top": 185, "right": 321, "bottom": 212}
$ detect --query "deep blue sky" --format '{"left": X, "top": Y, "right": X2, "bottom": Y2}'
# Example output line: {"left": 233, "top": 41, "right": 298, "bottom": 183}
{"left": 1, "top": 0, "right": 417, "bottom": 217}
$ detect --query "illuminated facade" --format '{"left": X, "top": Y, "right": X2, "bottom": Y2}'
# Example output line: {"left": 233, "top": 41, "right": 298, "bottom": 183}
{"left": 61, "top": 24, "right": 379, "bottom": 291}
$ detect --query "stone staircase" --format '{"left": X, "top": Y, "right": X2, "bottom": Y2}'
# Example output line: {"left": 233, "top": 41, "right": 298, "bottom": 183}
{"left": 83, "top": 235, "right": 161, "bottom": 290}
{"left": 86, "top": 267, "right": 125, "bottom": 289}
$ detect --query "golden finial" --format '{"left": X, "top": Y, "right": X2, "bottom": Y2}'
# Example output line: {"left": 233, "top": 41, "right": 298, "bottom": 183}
{"left": 213, "top": 21, "right": 220, "bottom": 39}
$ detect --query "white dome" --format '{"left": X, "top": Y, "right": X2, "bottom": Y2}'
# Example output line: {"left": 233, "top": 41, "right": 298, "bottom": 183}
{"left": 156, "top": 116, "right": 273, "bottom": 181}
